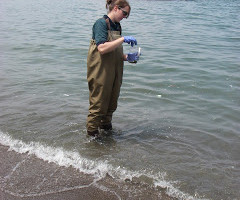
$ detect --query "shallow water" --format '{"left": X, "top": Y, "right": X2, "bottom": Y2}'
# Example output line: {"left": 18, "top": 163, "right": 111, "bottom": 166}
{"left": 0, "top": 0, "right": 240, "bottom": 199}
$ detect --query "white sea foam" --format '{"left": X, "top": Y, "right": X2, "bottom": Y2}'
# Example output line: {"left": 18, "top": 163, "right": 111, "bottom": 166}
{"left": 0, "top": 131, "right": 203, "bottom": 200}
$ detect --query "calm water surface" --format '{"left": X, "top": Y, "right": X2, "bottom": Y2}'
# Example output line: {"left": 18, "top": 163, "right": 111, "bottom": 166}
{"left": 0, "top": 0, "right": 240, "bottom": 199}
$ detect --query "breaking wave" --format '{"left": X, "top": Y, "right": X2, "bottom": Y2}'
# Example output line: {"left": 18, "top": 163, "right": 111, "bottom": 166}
{"left": 0, "top": 131, "right": 203, "bottom": 200}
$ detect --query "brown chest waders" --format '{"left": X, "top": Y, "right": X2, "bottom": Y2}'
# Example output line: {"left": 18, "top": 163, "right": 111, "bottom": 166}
{"left": 86, "top": 19, "right": 124, "bottom": 133}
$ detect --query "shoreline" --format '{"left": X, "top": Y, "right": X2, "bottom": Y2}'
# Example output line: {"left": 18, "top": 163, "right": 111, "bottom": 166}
{"left": 0, "top": 144, "right": 175, "bottom": 200}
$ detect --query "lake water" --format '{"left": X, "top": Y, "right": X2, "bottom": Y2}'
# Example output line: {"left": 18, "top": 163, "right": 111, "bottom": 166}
{"left": 0, "top": 0, "right": 240, "bottom": 199}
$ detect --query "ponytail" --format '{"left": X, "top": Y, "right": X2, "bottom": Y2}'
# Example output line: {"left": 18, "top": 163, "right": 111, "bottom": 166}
{"left": 106, "top": 0, "right": 131, "bottom": 15}
{"left": 106, "top": 0, "right": 113, "bottom": 9}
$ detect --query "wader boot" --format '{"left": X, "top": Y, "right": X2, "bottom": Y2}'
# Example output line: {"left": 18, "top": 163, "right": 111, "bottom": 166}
{"left": 86, "top": 18, "right": 123, "bottom": 136}
{"left": 87, "top": 130, "right": 99, "bottom": 137}
{"left": 100, "top": 123, "right": 112, "bottom": 131}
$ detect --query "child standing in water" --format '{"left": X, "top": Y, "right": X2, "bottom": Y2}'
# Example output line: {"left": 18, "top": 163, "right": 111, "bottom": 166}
{"left": 86, "top": 0, "right": 138, "bottom": 136}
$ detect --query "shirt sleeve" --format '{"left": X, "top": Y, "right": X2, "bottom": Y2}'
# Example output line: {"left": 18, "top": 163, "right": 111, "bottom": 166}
{"left": 92, "top": 18, "right": 108, "bottom": 46}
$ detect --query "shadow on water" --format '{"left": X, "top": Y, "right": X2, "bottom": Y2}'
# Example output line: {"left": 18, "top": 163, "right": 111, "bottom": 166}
{"left": 91, "top": 130, "right": 117, "bottom": 146}
{"left": 82, "top": 129, "right": 123, "bottom": 158}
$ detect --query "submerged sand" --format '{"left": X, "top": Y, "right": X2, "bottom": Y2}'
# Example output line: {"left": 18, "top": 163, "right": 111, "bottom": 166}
{"left": 0, "top": 144, "right": 175, "bottom": 200}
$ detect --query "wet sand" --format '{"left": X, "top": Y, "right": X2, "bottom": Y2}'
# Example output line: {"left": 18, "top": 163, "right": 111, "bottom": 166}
{"left": 0, "top": 144, "right": 175, "bottom": 200}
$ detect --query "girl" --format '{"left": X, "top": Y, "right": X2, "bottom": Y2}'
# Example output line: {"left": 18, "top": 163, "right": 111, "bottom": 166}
{"left": 86, "top": 0, "right": 138, "bottom": 136}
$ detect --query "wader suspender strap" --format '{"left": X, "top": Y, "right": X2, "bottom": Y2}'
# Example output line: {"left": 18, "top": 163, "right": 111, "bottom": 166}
{"left": 105, "top": 18, "right": 113, "bottom": 41}
{"left": 105, "top": 18, "right": 111, "bottom": 31}
{"left": 105, "top": 17, "right": 122, "bottom": 36}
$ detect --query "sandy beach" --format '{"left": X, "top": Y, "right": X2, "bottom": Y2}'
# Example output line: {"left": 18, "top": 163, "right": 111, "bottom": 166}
{"left": 0, "top": 144, "right": 175, "bottom": 200}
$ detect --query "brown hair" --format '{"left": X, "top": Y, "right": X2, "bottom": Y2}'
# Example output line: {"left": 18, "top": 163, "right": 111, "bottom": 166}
{"left": 106, "top": 0, "right": 131, "bottom": 15}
